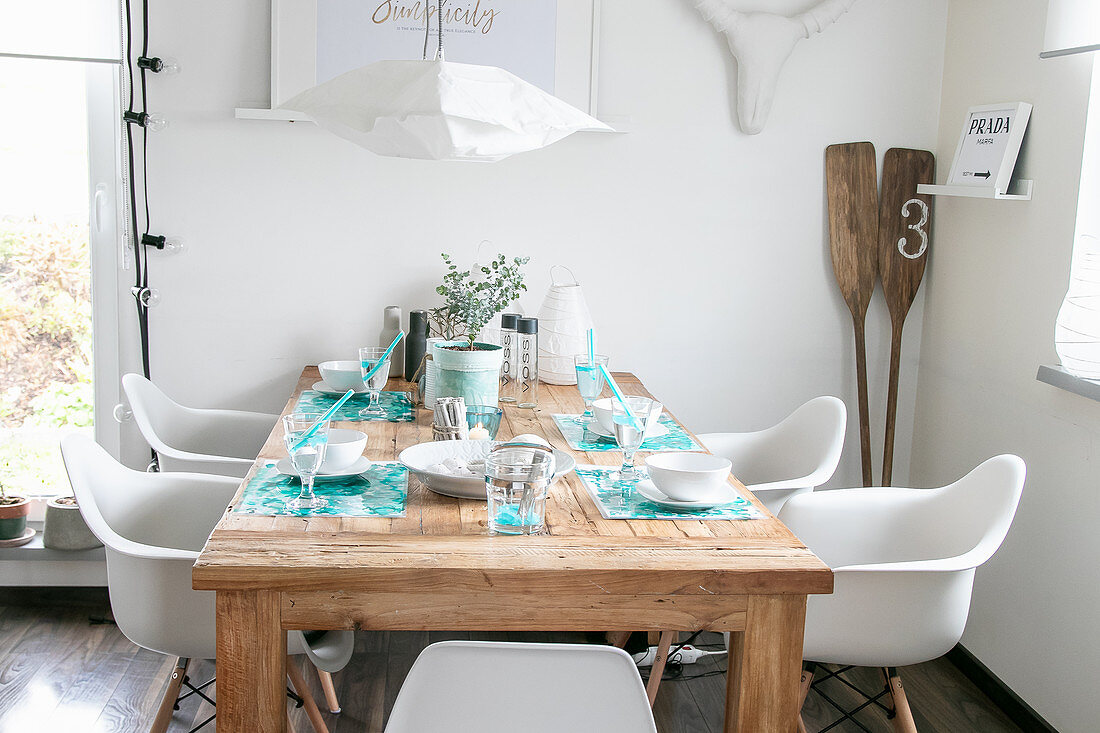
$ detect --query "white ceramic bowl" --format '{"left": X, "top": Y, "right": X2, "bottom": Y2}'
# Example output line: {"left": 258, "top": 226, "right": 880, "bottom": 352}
{"left": 398, "top": 440, "right": 577, "bottom": 500}
{"left": 320, "top": 429, "right": 368, "bottom": 471}
{"left": 593, "top": 397, "right": 662, "bottom": 435}
{"left": 318, "top": 360, "right": 366, "bottom": 392}
{"left": 644, "top": 452, "right": 732, "bottom": 501}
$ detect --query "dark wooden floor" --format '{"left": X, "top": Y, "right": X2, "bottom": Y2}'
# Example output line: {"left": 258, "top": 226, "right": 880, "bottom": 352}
{"left": 0, "top": 590, "right": 1023, "bottom": 732}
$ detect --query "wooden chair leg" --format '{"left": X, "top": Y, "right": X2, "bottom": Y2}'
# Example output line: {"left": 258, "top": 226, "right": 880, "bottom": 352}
{"left": 149, "top": 657, "right": 189, "bottom": 733}
{"left": 883, "top": 667, "right": 918, "bottom": 733}
{"left": 316, "top": 669, "right": 341, "bottom": 714}
{"left": 796, "top": 662, "right": 815, "bottom": 733}
{"left": 605, "top": 631, "right": 631, "bottom": 649}
{"left": 287, "top": 655, "right": 331, "bottom": 733}
{"left": 645, "top": 630, "right": 676, "bottom": 707}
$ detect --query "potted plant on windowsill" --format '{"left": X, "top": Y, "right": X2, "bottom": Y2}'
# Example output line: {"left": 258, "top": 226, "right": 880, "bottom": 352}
{"left": 43, "top": 495, "right": 101, "bottom": 551}
{"left": 0, "top": 480, "right": 30, "bottom": 542}
{"left": 430, "top": 252, "right": 529, "bottom": 407}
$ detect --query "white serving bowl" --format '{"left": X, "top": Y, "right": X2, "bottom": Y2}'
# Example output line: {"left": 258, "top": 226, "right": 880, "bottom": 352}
{"left": 399, "top": 440, "right": 577, "bottom": 500}
{"left": 644, "top": 452, "right": 732, "bottom": 502}
{"left": 320, "top": 429, "right": 368, "bottom": 471}
{"left": 318, "top": 360, "right": 366, "bottom": 392}
{"left": 593, "top": 397, "right": 662, "bottom": 435}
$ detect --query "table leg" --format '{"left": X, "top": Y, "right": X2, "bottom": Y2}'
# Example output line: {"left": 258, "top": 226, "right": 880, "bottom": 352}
{"left": 216, "top": 590, "right": 287, "bottom": 733}
{"left": 724, "top": 595, "right": 807, "bottom": 733}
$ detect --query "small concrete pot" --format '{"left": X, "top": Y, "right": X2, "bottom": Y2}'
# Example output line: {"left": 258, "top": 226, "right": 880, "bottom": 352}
{"left": 0, "top": 496, "right": 30, "bottom": 540}
{"left": 43, "top": 497, "right": 102, "bottom": 551}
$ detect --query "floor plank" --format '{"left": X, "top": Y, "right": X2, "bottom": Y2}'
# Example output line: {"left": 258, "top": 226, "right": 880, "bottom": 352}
{"left": 0, "top": 592, "right": 1024, "bottom": 733}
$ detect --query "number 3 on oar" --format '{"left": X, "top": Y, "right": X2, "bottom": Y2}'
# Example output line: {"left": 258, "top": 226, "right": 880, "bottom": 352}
{"left": 878, "top": 148, "right": 935, "bottom": 486}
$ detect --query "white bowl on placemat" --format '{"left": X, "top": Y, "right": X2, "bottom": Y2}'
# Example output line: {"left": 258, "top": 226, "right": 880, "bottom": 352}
{"left": 399, "top": 440, "right": 576, "bottom": 500}
{"left": 320, "top": 429, "right": 368, "bottom": 472}
{"left": 318, "top": 360, "right": 367, "bottom": 392}
{"left": 644, "top": 452, "right": 731, "bottom": 502}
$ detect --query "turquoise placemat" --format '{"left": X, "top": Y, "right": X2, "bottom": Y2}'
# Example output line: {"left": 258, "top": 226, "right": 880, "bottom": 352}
{"left": 233, "top": 461, "right": 408, "bottom": 517}
{"left": 552, "top": 414, "right": 704, "bottom": 453}
{"left": 575, "top": 465, "right": 762, "bottom": 521}
{"left": 296, "top": 390, "right": 415, "bottom": 422}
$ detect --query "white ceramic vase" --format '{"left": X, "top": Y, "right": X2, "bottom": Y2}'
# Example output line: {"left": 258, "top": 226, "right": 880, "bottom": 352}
{"left": 535, "top": 266, "right": 595, "bottom": 385}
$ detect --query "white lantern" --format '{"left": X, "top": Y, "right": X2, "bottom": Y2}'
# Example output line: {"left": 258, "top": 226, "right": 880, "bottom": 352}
{"left": 536, "top": 266, "right": 595, "bottom": 385}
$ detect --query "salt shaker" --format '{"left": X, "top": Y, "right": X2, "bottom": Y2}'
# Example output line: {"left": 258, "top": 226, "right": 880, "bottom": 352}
{"left": 516, "top": 317, "right": 539, "bottom": 408}
{"left": 379, "top": 306, "right": 404, "bottom": 377}
{"left": 499, "top": 313, "right": 520, "bottom": 403}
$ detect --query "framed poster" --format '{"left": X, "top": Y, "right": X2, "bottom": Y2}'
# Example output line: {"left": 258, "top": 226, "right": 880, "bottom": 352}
{"left": 946, "top": 102, "right": 1032, "bottom": 193}
{"left": 271, "top": 0, "right": 601, "bottom": 115}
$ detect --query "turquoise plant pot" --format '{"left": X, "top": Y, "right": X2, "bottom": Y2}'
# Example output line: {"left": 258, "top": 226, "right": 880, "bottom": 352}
{"left": 432, "top": 341, "right": 504, "bottom": 407}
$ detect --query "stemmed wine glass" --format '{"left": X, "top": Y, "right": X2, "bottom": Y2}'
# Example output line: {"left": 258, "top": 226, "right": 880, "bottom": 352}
{"left": 282, "top": 413, "right": 330, "bottom": 511}
{"left": 573, "top": 354, "right": 609, "bottom": 425}
{"left": 358, "top": 346, "right": 391, "bottom": 418}
{"left": 612, "top": 396, "right": 661, "bottom": 491}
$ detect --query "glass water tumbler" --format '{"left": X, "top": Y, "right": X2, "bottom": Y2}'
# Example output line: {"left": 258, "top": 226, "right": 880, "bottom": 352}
{"left": 516, "top": 317, "right": 539, "bottom": 408}
{"left": 485, "top": 443, "right": 555, "bottom": 535}
{"left": 499, "top": 313, "right": 520, "bottom": 403}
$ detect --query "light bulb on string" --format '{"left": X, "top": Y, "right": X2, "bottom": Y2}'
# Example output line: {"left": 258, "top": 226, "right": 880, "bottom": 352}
{"left": 142, "top": 233, "right": 184, "bottom": 255}
{"left": 138, "top": 56, "right": 180, "bottom": 74}
{"left": 131, "top": 286, "right": 162, "bottom": 308}
{"left": 123, "top": 111, "right": 168, "bottom": 131}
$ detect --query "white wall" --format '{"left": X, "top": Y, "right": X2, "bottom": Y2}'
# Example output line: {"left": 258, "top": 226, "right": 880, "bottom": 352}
{"left": 910, "top": 1, "right": 1097, "bottom": 731}
{"left": 127, "top": 0, "right": 948, "bottom": 490}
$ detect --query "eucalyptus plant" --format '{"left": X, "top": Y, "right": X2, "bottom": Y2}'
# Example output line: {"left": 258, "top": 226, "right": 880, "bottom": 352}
{"left": 431, "top": 252, "right": 529, "bottom": 350}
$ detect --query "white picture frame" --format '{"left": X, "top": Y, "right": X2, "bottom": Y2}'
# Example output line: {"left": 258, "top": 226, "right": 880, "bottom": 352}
{"left": 946, "top": 102, "right": 1033, "bottom": 194}
{"left": 267, "top": 0, "right": 601, "bottom": 116}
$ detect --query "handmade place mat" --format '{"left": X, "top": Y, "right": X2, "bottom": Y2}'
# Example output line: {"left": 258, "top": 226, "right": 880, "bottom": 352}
{"left": 575, "top": 465, "right": 763, "bottom": 521}
{"left": 233, "top": 461, "right": 408, "bottom": 517}
{"left": 296, "top": 389, "right": 415, "bottom": 422}
{"left": 552, "top": 414, "right": 704, "bottom": 453}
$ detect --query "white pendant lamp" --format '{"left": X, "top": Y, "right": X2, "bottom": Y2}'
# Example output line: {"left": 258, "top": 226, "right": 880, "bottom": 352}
{"left": 280, "top": 0, "right": 611, "bottom": 161}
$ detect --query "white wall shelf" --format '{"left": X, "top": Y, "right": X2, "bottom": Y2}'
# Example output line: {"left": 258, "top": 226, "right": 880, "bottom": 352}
{"left": 0, "top": 522, "right": 107, "bottom": 587}
{"left": 916, "top": 180, "right": 1034, "bottom": 201}
{"left": 234, "top": 107, "right": 632, "bottom": 133}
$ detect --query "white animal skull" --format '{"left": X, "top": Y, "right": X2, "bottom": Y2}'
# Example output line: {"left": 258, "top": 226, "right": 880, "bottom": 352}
{"left": 696, "top": 0, "right": 857, "bottom": 134}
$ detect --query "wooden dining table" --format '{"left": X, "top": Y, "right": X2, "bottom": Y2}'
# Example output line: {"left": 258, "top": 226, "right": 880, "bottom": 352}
{"left": 192, "top": 367, "right": 832, "bottom": 732}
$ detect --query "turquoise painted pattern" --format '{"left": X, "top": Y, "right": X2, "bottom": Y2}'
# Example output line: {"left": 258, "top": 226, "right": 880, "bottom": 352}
{"left": 575, "top": 465, "right": 763, "bottom": 521}
{"left": 233, "top": 461, "right": 408, "bottom": 517}
{"left": 295, "top": 390, "right": 415, "bottom": 422}
{"left": 552, "top": 414, "right": 703, "bottom": 453}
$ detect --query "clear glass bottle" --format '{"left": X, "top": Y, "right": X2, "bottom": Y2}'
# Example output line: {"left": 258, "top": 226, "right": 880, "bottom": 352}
{"left": 499, "top": 313, "right": 520, "bottom": 403}
{"left": 515, "top": 317, "right": 539, "bottom": 408}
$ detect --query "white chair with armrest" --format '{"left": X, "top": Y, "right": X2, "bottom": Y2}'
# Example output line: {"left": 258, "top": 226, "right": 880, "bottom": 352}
{"left": 60, "top": 434, "right": 354, "bottom": 733}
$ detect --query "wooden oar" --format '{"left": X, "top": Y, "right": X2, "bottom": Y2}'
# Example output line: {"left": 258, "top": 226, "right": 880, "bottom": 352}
{"left": 826, "top": 142, "right": 879, "bottom": 487}
{"left": 878, "top": 148, "right": 934, "bottom": 486}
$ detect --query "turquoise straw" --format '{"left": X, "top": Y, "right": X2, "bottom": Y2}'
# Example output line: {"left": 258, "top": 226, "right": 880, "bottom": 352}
{"left": 292, "top": 389, "right": 356, "bottom": 451}
{"left": 598, "top": 364, "right": 641, "bottom": 431}
{"left": 587, "top": 328, "right": 595, "bottom": 363}
{"left": 362, "top": 330, "right": 406, "bottom": 384}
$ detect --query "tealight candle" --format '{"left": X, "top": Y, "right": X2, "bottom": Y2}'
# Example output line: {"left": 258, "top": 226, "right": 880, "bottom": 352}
{"left": 469, "top": 424, "right": 491, "bottom": 441}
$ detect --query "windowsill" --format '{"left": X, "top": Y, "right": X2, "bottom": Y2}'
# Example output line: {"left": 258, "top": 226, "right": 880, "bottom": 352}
{"left": 1036, "top": 364, "right": 1100, "bottom": 401}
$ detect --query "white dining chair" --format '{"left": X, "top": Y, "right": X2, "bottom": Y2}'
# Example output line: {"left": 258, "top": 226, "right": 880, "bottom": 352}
{"left": 778, "top": 454, "right": 1026, "bottom": 732}
{"left": 122, "top": 372, "right": 279, "bottom": 478}
{"left": 384, "top": 641, "right": 658, "bottom": 733}
{"left": 60, "top": 434, "right": 354, "bottom": 733}
{"left": 698, "top": 395, "right": 846, "bottom": 514}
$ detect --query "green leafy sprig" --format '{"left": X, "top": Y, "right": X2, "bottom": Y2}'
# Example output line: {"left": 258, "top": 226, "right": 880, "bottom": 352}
{"left": 430, "top": 252, "right": 529, "bottom": 349}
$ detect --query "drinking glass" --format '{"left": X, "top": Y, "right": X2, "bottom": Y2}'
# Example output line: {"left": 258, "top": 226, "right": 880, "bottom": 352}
{"left": 573, "top": 354, "right": 609, "bottom": 424}
{"left": 612, "top": 396, "right": 661, "bottom": 485}
{"left": 485, "top": 444, "right": 556, "bottom": 535}
{"left": 282, "top": 413, "right": 330, "bottom": 511}
{"left": 358, "top": 346, "right": 391, "bottom": 418}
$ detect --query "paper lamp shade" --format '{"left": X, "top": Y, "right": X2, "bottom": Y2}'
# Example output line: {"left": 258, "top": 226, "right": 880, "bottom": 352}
{"left": 281, "top": 59, "right": 612, "bottom": 161}
{"left": 536, "top": 276, "right": 595, "bottom": 385}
